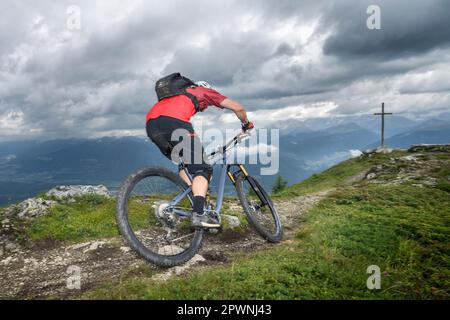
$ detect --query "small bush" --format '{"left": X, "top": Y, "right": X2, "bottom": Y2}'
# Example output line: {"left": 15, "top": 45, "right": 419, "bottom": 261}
{"left": 436, "top": 181, "right": 450, "bottom": 193}
{"left": 272, "top": 176, "right": 288, "bottom": 194}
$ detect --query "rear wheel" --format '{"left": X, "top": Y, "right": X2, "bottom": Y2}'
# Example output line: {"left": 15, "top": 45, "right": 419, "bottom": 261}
{"left": 234, "top": 172, "right": 283, "bottom": 243}
{"left": 116, "top": 167, "right": 203, "bottom": 267}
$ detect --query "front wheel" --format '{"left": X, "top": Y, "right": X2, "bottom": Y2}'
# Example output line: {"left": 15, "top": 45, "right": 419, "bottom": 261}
{"left": 234, "top": 172, "right": 283, "bottom": 243}
{"left": 116, "top": 167, "right": 204, "bottom": 267}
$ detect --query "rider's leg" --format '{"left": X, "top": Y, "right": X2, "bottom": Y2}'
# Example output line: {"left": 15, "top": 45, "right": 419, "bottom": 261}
{"left": 179, "top": 167, "right": 211, "bottom": 216}
{"left": 186, "top": 164, "right": 218, "bottom": 227}
{"left": 147, "top": 117, "right": 218, "bottom": 227}
{"left": 192, "top": 176, "right": 208, "bottom": 196}
{"left": 186, "top": 167, "right": 218, "bottom": 228}
{"left": 178, "top": 167, "right": 208, "bottom": 217}
{"left": 192, "top": 176, "right": 208, "bottom": 216}
{"left": 186, "top": 166, "right": 212, "bottom": 216}
{"left": 190, "top": 176, "right": 218, "bottom": 228}
{"left": 183, "top": 132, "right": 211, "bottom": 216}
{"left": 178, "top": 169, "right": 191, "bottom": 186}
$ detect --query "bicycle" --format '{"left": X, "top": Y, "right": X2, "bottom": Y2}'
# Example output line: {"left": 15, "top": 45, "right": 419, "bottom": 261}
{"left": 116, "top": 131, "right": 283, "bottom": 267}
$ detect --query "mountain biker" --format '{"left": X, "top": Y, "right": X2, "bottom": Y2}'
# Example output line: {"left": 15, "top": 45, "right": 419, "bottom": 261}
{"left": 146, "top": 73, "right": 254, "bottom": 229}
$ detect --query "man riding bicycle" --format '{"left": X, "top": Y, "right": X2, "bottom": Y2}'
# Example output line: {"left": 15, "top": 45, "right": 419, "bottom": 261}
{"left": 146, "top": 73, "right": 254, "bottom": 229}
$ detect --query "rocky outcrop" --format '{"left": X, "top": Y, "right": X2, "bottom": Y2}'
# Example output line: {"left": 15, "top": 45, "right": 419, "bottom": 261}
{"left": 152, "top": 253, "right": 206, "bottom": 282}
{"left": 364, "top": 146, "right": 449, "bottom": 186}
{"left": 0, "top": 197, "right": 58, "bottom": 255}
{"left": 0, "top": 185, "right": 112, "bottom": 256}
{"left": 408, "top": 144, "right": 450, "bottom": 153}
{"left": 47, "top": 185, "right": 111, "bottom": 199}
{"left": 1, "top": 198, "right": 57, "bottom": 223}
{"left": 16, "top": 198, "right": 58, "bottom": 220}
{"left": 1, "top": 185, "right": 111, "bottom": 222}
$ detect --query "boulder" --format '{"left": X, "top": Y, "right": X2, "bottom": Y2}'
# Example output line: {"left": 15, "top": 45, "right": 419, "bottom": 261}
{"left": 47, "top": 185, "right": 111, "bottom": 199}
{"left": 1, "top": 185, "right": 111, "bottom": 222}
{"left": 17, "top": 198, "right": 57, "bottom": 220}
{"left": 152, "top": 252, "right": 206, "bottom": 282}
{"left": 222, "top": 214, "right": 241, "bottom": 229}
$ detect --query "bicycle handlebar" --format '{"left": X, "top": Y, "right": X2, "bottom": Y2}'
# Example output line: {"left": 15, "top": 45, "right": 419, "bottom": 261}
{"left": 207, "top": 130, "right": 252, "bottom": 159}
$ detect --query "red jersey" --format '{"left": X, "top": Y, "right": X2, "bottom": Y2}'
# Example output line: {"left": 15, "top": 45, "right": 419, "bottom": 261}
{"left": 146, "top": 87, "right": 227, "bottom": 123}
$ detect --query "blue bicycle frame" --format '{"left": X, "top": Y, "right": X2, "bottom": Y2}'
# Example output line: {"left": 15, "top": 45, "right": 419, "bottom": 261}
{"left": 168, "top": 132, "right": 250, "bottom": 218}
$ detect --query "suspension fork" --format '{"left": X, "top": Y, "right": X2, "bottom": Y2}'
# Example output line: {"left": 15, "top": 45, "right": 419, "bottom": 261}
{"left": 229, "top": 164, "right": 269, "bottom": 206}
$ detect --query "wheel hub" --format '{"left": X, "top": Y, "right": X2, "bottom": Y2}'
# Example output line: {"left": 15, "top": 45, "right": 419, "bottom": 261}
{"left": 153, "top": 201, "right": 176, "bottom": 227}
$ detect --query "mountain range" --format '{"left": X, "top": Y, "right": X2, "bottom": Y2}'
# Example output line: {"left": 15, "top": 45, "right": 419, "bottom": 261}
{"left": 0, "top": 115, "right": 449, "bottom": 206}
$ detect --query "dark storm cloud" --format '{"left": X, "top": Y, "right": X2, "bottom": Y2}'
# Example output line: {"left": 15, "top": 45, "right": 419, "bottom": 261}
{"left": 163, "top": 30, "right": 277, "bottom": 86}
{"left": 1, "top": 0, "right": 450, "bottom": 141}
{"left": 323, "top": 0, "right": 450, "bottom": 60}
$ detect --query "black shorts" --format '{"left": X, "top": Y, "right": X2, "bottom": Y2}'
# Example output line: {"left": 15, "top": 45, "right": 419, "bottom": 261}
{"left": 146, "top": 116, "right": 212, "bottom": 178}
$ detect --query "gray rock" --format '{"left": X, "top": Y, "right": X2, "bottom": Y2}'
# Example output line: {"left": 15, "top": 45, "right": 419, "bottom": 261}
{"left": 423, "top": 177, "right": 437, "bottom": 186}
{"left": 47, "top": 185, "right": 111, "bottom": 199}
{"left": 373, "top": 165, "right": 383, "bottom": 172}
{"left": 0, "top": 256, "right": 14, "bottom": 266}
{"left": 375, "top": 147, "right": 393, "bottom": 154}
{"left": 366, "top": 173, "right": 377, "bottom": 180}
{"left": 120, "top": 246, "right": 131, "bottom": 253}
{"left": 158, "top": 245, "right": 183, "bottom": 255}
{"left": 1, "top": 219, "right": 11, "bottom": 230}
{"left": 222, "top": 214, "right": 241, "bottom": 229}
{"left": 152, "top": 253, "right": 205, "bottom": 281}
{"left": 408, "top": 144, "right": 450, "bottom": 153}
{"left": 83, "top": 241, "right": 106, "bottom": 253}
{"left": 5, "top": 242, "right": 19, "bottom": 252}
{"left": 2, "top": 205, "right": 19, "bottom": 219}
{"left": 68, "top": 240, "right": 106, "bottom": 252}
{"left": 17, "top": 198, "right": 57, "bottom": 220}
{"left": 400, "top": 155, "right": 418, "bottom": 162}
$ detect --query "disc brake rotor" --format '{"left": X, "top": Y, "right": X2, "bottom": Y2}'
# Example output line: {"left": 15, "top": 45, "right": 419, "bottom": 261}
{"left": 153, "top": 201, "right": 175, "bottom": 227}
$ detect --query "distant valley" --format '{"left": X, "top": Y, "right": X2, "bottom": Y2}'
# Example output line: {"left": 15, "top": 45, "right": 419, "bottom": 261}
{"left": 1, "top": 115, "right": 449, "bottom": 206}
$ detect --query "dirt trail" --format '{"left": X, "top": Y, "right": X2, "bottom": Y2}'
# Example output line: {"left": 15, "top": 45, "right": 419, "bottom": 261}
{"left": 0, "top": 192, "right": 329, "bottom": 299}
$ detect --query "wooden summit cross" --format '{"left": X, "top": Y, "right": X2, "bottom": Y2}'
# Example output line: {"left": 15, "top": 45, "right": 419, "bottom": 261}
{"left": 374, "top": 102, "right": 393, "bottom": 148}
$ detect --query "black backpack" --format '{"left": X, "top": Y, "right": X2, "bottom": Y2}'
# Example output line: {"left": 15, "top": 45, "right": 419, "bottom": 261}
{"left": 155, "top": 73, "right": 200, "bottom": 112}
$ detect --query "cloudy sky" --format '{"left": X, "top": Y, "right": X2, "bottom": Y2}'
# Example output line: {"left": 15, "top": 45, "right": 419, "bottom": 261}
{"left": 1, "top": 0, "right": 449, "bottom": 141}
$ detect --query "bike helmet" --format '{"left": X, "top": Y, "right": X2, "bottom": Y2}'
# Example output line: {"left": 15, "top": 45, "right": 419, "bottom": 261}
{"left": 195, "top": 81, "right": 213, "bottom": 89}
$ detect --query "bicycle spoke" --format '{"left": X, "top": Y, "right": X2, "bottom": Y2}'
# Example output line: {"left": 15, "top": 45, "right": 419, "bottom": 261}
{"left": 126, "top": 174, "right": 196, "bottom": 257}
{"left": 169, "top": 232, "right": 196, "bottom": 243}
{"left": 237, "top": 174, "right": 281, "bottom": 240}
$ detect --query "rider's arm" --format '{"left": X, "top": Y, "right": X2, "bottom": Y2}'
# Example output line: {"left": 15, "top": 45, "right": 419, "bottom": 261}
{"left": 220, "top": 98, "right": 249, "bottom": 124}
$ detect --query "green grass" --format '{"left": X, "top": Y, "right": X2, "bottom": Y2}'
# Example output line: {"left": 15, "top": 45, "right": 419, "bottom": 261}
{"left": 435, "top": 165, "right": 450, "bottom": 193}
{"left": 25, "top": 194, "right": 150, "bottom": 243}
{"left": 12, "top": 150, "right": 410, "bottom": 245}
{"left": 82, "top": 182, "right": 450, "bottom": 300}
{"left": 24, "top": 195, "right": 247, "bottom": 244}
{"left": 8, "top": 148, "right": 447, "bottom": 299}
{"left": 275, "top": 150, "right": 408, "bottom": 197}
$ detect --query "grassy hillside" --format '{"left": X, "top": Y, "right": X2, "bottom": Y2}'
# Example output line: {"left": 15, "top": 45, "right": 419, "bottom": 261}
{"left": 1, "top": 194, "right": 245, "bottom": 246}
{"left": 80, "top": 147, "right": 450, "bottom": 299}
{"left": 2, "top": 146, "right": 448, "bottom": 299}
{"left": 275, "top": 149, "right": 408, "bottom": 197}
